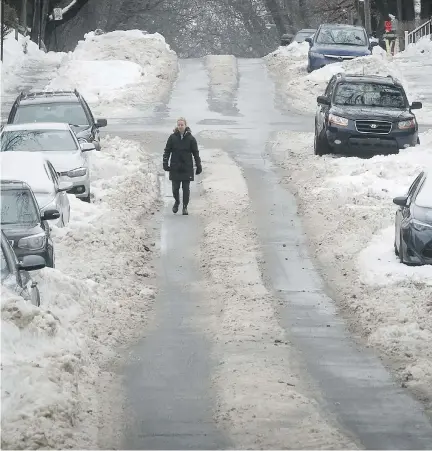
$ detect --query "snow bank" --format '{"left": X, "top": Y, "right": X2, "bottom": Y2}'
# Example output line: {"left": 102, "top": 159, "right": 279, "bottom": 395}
{"left": 395, "top": 36, "right": 432, "bottom": 57}
{"left": 195, "top": 147, "right": 357, "bottom": 449}
{"left": 0, "top": 31, "right": 64, "bottom": 94}
{"left": 47, "top": 30, "right": 178, "bottom": 117}
{"left": 265, "top": 46, "right": 405, "bottom": 114}
{"left": 204, "top": 55, "right": 239, "bottom": 113}
{"left": 269, "top": 130, "right": 432, "bottom": 410}
{"left": 1, "top": 136, "right": 160, "bottom": 449}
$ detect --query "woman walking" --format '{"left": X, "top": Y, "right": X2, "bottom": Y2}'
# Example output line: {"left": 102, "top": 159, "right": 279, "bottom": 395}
{"left": 163, "top": 117, "right": 202, "bottom": 215}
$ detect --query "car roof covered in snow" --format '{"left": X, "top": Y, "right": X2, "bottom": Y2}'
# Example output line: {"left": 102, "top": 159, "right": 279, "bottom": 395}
{"left": 334, "top": 74, "right": 403, "bottom": 87}
{"left": 20, "top": 95, "right": 79, "bottom": 105}
{"left": 2, "top": 122, "right": 73, "bottom": 132}
{"left": 320, "top": 23, "right": 366, "bottom": 30}
{"left": 0, "top": 152, "right": 55, "bottom": 194}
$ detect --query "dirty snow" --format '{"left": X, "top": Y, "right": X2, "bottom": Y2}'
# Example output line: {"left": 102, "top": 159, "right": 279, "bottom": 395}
{"left": 1, "top": 136, "right": 160, "bottom": 449}
{"left": 196, "top": 148, "right": 358, "bottom": 449}
{"left": 47, "top": 30, "right": 178, "bottom": 117}
{"left": 268, "top": 130, "right": 432, "bottom": 410}
{"left": 204, "top": 55, "right": 239, "bottom": 113}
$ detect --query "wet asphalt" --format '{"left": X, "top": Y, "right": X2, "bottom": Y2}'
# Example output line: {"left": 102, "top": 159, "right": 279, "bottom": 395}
{"left": 3, "top": 56, "right": 432, "bottom": 449}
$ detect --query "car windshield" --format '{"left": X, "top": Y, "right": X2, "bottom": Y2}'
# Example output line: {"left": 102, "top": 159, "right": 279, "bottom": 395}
{"left": 1, "top": 189, "right": 40, "bottom": 225}
{"left": 415, "top": 177, "right": 432, "bottom": 208}
{"left": 333, "top": 82, "right": 406, "bottom": 108}
{"left": 1, "top": 130, "right": 78, "bottom": 152}
{"left": 14, "top": 102, "right": 89, "bottom": 125}
{"left": 295, "top": 31, "right": 314, "bottom": 42}
{"left": 316, "top": 28, "right": 367, "bottom": 46}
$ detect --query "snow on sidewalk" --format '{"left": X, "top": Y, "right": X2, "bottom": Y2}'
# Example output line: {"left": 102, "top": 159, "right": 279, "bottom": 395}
{"left": 1, "top": 136, "right": 160, "bottom": 449}
{"left": 269, "top": 130, "right": 432, "bottom": 410}
{"left": 264, "top": 40, "right": 430, "bottom": 123}
{"left": 47, "top": 30, "right": 178, "bottom": 117}
{"left": 195, "top": 147, "right": 358, "bottom": 449}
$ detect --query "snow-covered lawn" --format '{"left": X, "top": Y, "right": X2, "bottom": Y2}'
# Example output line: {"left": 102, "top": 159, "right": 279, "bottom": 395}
{"left": 47, "top": 30, "right": 178, "bottom": 116}
{"left": 195, "top": 148, "right": 357, "bottom": 449}
{"left": 268, "top": 129, "right": 432, "bottom": 409}
{"left": 204, "top": 55, "right": 239, "bottom": 112}
{"left": 265, "top": 40, "right": 431, "bottom": 123}
{"left": 1, "top": 136, "right": 160, "bottom": 449}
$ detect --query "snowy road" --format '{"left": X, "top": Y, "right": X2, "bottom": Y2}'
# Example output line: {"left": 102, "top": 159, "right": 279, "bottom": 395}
{"left": 107, "top": 59, "right": 432, "bottom": 449}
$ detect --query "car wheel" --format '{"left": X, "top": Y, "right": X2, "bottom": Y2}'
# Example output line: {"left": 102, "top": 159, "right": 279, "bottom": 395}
{"left": 314, "top": 129, "right": 330, "bottom": 156}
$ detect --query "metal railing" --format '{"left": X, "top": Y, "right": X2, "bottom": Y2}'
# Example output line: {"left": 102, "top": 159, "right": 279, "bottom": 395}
{"left": 405, "top": 17, "right": 432, "bottom": 47}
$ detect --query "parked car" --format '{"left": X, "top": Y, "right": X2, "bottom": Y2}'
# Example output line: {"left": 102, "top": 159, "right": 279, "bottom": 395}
{"left": 7, "top": 89, "right": 107, "bottom": 151}
{"left": 314, "top": 73, "right": 422, "bottom": 156}
{"left": 1, "top": 122, "right": 95, "bottom": 202}
{"left": 1, "top": 180, "right": 58, "bottom": 267}
{"left": 0, "top": 152, "right": 72, "bottom": 227}
{"left": 306, "top": 23, "right": 378, "bottom": 72}
{"left": 1, "top": 229, "right": 46, "bottom": 307}
{"left": 393, "top": 171, "right": 432, "bottom": 266}
{"left": 281, "top": 29, "right": 316, "bottom": 46}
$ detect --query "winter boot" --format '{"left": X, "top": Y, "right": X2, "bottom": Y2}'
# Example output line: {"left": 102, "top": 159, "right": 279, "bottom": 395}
{"left": 172, "top": 201, "right": 180, "bottom": 214}
{"left": 182, "top": 205, "right": 188, "bottom": 215}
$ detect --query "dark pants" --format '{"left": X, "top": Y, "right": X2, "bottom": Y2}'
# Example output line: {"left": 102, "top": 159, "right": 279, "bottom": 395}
{"left": 172, "top": 180, "right": 190, "bottom": 206}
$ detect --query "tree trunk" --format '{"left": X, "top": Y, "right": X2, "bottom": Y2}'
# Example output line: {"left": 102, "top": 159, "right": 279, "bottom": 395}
{"left": 40, "top": 0, "right": 49, "bottom": 45}
{"left": 263, "top": 0, "right": 287, "bottom": 36}
{"left": 30, "top": 0, "right": 40, "bottom": 43}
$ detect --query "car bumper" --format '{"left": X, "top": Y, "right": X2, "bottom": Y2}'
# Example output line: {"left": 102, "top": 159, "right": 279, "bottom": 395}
{"left": 13, "top": 246, "right": 50, "bottom": 264}
{"left": 309, "top": 54, "right": 359, "bottom": 71}
{"left": 326, "top": 127, "right": 418, "bottom": 154}
{"left": 60, "top": 174, "right": 90, "bottom": 198}
{"left": 402, "top": 228, "right": 432, "bottom": 265}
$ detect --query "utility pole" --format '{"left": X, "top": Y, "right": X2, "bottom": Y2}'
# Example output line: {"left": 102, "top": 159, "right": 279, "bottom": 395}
{"left": 1, "top": 0, "right": 4, "bottom": 62}
{"left": 21, "top": 0, "right": 27, "bottom": 35}
{"left": 364, "top": 0, "right": 372, "bottom": 34}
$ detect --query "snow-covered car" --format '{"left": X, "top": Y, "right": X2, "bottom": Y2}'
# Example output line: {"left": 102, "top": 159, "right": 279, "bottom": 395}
{"left": 7, "top": 89, "right": 107, "bottom": 151}
{"left": 0, "top": 152, "right": 72, "bottom": 227}
{"left": 393, "top": 170, "right": 432, "bottom": 265}
{"left": 1, "top": 180, "right": 58, "bottom": 268}
{"left": 0, "top": 122, "right": 94, "bottom": 202}
{"left": 1, "top": 230, "right": 45, "bottom": 307}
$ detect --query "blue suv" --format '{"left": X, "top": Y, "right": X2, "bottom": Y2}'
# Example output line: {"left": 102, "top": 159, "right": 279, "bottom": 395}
{"left": 306, "top": 24, "right": 378, "bottom": 73}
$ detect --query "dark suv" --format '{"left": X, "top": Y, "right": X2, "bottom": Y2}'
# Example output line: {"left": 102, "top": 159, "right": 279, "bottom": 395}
{"left": 7, "top": 89, "right": 107, "bottom": 151}
{"left": 314, "top": 74, "right": 422, "bottom": 156}
{"left": 1, "top": 180, "right": 58, "bottom": 268}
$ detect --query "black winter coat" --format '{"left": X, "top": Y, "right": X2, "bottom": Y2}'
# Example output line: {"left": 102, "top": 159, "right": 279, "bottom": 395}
{"left": 163, "top": 127, "right": 201, "bottom": 181}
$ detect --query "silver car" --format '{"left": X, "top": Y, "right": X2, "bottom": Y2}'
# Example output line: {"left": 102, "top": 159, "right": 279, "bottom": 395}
{"left": 0, "top": 151, "right": 72, "bottom": 227}
{"left": 0, "top": 122, "right": 95, "bottom": 202}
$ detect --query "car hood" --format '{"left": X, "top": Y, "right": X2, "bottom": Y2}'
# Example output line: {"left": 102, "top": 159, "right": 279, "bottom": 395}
{"left": 1, "top": 223, "right": 43, "bottom": 240}
{"left": 36, "top": 151, "right": 85, "bottom": 172}
{"left": 312, "top": 44, "right": 370, "bottom": 56}
{"left": 330, "top": 105, "right": 413, "bottom": 121}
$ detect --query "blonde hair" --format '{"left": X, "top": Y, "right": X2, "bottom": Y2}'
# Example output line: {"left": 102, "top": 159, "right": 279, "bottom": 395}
{"left": 174, "top": 117, "right": 189, "bottom": 132}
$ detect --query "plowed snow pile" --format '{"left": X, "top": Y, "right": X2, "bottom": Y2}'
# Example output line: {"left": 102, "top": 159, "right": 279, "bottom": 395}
{"left": 268, "top": 130, "right": 432, "bottom": 410}
{"left": 47, "top": 30, "right": 178, "bottom": 116}
{"left": 1, "top": 136, "right": 160, "bottom": 449}
{"left": 195, "top": 147, "right": 358, "bottom": 449}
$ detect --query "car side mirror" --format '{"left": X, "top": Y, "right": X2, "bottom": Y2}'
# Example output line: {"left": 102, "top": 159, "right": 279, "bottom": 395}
{"left": 410, "top": 101, "right": 422, "bottom": 110}
{"left": 393, "top": 196, "right": 408, "bottom": 207}
{"left": 18, "top": 255, "right": 46, "bottom": 271}
{"left": 96, "top": 118, "right": 107, "bottom": 128}
{"left": 369, "top": 41, "right": 379, "bottom": 48}
{"left": 58, "top": 181, "right": 74, "bottom": 192}
{"left": 305, "top": 37, "right": 313, "bottom": 46}
{"left": 317, "top": 95, "right": 331, "bottom": 106}
{"left": 41, "top": 209, "right": 60, "bottom": 221}
{"left": 80, "top": 142, "right": 96, "bottom": 152}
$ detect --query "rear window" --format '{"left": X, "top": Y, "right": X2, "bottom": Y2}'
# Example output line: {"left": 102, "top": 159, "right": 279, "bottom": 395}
{"left": 415, "top": 176, "right": 432, "bottom": 208}
{"left": 333, "top": 82, "right": 406, "bottom": 108}
{"left": 1, "top": 189, "right": 40, "bottom": 225}
{"left": 13, "top": 102, "right": 89, "bottom": 125}
{"left": 1, "top": 129, "right": 78, "bottom": 152}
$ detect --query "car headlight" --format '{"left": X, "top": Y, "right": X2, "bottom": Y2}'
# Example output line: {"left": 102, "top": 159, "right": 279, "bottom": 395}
{"left": 18, "top": 232, "right": 46, "bottom": 250}
{"left": 329, "top": 114, "right": 349, "bottom": 127}
{"left": 310, "top": 52, "right": 324, "bottom": 58}
{"left": 411, "top": 219, "right": 432, "bottom": 232}
{"left": 398, "top": 119, "right": 416, "bottom": 129}
{"left": 67, "top": 167, "right": 87, "bottom": 177}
